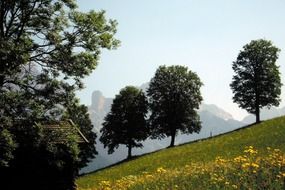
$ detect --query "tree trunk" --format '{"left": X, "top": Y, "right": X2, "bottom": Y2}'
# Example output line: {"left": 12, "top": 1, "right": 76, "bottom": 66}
{"left": 0, "top": 75, "right": 4, "bottom": 88}
{"left": 127, "top": 145, "right": 132, "bottom": 159}
{"left": 255, "top": 93, "right": 260, "bottom": 123}
{"left": 169, "top": 130, "right": 176, "bottom": 147}
{"left": 256, "top": 106, "right": 260, "bottom": 123}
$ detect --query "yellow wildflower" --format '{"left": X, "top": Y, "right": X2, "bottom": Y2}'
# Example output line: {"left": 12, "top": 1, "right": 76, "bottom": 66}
{"left": 156, "top": 167, "right": 167, "bottom": 173}
{"left": 234, "top": 156, "right": 247, "bottom": 163}
{"left": 232, "top": 184, "right": 238, "bottom": 189}
{"left": 99, "top": 180, "right": 111, "bottom": 187}
{"left": 242, "top": 163, "right": 250, "bottom": 168}
{"left": 244, "top": 146, "right": 258, "bottom": 155}
{"left": 251, "top": 163, "right": 259, "bottom": 168}
{"left": 274, "top": 148, "right": 281, "bottom": 152}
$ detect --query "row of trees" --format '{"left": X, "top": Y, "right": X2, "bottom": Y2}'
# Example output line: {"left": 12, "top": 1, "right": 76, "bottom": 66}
{"left": 100, "top": 39, "right": 282, "bottom": 159}
{"left": 100, "top": 65, "right": 203, "bottom": 159}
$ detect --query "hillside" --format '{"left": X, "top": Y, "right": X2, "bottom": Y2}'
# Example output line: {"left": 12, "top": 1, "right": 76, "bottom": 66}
{"left": 82, "top": 90, "right": 244, "bottom": 173}
{"left": 77, "top": 116, "right": 285, "bottom": 189}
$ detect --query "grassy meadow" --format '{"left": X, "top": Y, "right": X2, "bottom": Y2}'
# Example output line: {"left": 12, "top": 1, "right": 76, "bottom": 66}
{"left": 77, "top": 116, "right": 285, "bottom": 190}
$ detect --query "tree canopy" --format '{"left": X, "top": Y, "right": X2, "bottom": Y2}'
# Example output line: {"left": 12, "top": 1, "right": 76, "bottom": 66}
{"left": 100, "top": 86, "right": 148, "bottom": 159}
{"left": 230, "top": 39, "right": 282, "bottom": 123}
{"left": 147, "top": 65, "right": 203, "bottom": 147}
{"left": 0, "top": 0, "right": 119, "bottom": 189}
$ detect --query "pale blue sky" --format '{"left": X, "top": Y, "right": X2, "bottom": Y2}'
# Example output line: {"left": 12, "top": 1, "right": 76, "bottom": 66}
{"left": 76, "top": 0, "right": 285, "bottom": 120}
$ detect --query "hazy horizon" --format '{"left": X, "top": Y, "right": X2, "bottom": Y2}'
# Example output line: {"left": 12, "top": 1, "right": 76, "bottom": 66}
{"left": 76, "top": 0, "right": 285, "bottom": 120}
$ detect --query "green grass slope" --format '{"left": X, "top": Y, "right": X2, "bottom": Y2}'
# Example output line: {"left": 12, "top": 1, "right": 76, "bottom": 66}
{"left": 77, "top": 116, "right": 285, "bottom": 189}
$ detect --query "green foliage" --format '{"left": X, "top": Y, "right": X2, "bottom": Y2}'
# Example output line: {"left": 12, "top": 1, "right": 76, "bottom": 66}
{"left": 0, "top": 0, "right": 119, "bottom": 118}
{"left": 147, "top": 65, "right": 203, "bottom": 147}
{"left": 77, "top": 116, "right": 285, "bottom": 189}
{"left": 230, "top": 39, "right": 282, "bottom": 123}
{"left": 0, "top": 0, "right": 119, "bottom": 85}
{"left": 42, "top": 122, "right": 81, "bottom": 169}
{"left": 63, "top": 97, "right": 98, "bottom": 169}
{"left": 100, "top": 86, "right": 148, "bottom": 159}
{"left": 0, "top": 128, "right": 16, "bottom": 167}
{"left": 0, "top": 0, "right": 119, "bottom": 189}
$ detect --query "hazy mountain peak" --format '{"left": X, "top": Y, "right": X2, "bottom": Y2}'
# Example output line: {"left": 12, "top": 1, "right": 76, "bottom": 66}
{"left": 91, "top": 90, "right": 105, "bottom": 111}
{"left": 199, "top": 104, "right": 233, "bottom": 120}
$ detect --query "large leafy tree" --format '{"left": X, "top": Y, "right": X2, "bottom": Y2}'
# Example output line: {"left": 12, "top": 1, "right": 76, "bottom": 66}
{"left": 230, "top": 39, "right": 282, "bottom": 123}
{"left": 100, "top": 86, "right": 148, "bottom": 159}
{"left": 147, "top": 65, "right": 203, "bottom": 147}
{"left": 0, "top": 0, "right": 119, "bottom": 189}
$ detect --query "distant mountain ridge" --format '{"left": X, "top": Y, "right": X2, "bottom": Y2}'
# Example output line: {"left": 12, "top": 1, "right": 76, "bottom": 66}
{"left": 81, "top": 89, "right": 245, "bottom": 173}
{"left": 199, "top": 104, "right": 233, "bottom": 120}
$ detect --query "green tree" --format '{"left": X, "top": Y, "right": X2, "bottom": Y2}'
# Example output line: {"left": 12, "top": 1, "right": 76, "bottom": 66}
{"left": 63, "top": 96, "right": 97, "bottom": 169}
{"left": 147, "top": 65, "right": 203, "bottom": 147}
{"left": 100, "top": 86, "right": 148, "bottom": 159}
{"left": 0, "top": 0, "right": 119, "bottom": 189}
{"left": 230, "top": 39, "right": 282, "bottom": 123}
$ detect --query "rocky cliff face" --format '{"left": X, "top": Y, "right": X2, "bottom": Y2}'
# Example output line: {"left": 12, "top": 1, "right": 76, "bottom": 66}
{"left": 88, "top": 91, "right": 113, "bottom": 133}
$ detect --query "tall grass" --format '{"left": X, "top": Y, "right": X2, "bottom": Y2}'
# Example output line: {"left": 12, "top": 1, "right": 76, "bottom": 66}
{"left": 77, "top": 116, "right": 285, "bottom": 189}
{"left": 80, "top": 146, "right": 285, "bottom": 190}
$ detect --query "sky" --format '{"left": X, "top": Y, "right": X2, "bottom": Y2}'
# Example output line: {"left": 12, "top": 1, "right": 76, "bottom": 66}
{"left": 76, "top": 0, "right": 285, "bottom": 121}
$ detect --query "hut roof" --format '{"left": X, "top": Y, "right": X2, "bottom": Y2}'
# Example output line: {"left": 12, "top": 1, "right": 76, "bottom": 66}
{"left": 36, "top": 120, "right": 89, "bottom": 143}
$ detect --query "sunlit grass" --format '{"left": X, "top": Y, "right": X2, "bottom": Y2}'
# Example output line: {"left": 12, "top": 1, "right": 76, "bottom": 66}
{"left": 77, "top": 116, "right": 285, "bottom": 189}
{"left": 79, "top": 146, "right": 285, "bottom": 190}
